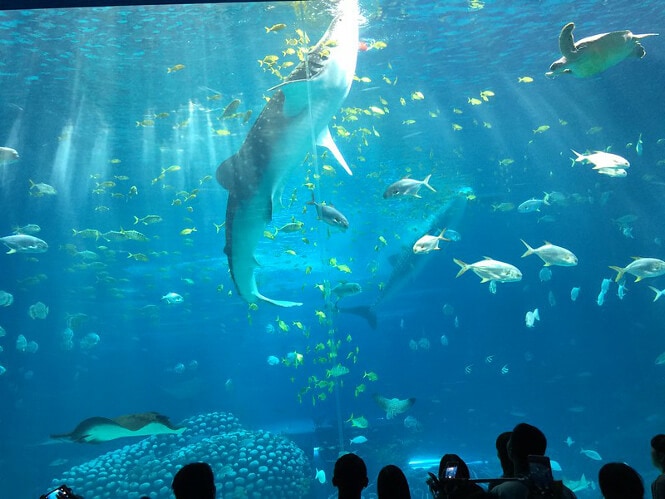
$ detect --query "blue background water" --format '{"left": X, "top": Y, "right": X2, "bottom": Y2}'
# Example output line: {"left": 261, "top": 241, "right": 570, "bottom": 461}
{"left": 1, "top": 0, "right": 664, "bottom": 497}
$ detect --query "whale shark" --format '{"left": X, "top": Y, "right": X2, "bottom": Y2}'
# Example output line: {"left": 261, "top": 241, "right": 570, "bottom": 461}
{"left": 216, "top": 0, "right": 359, "bottom": 307}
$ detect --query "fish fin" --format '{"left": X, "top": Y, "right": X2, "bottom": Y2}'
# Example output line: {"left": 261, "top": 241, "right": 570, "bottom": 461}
{"left": 256, "top": 293, "right": 303, "bottom": 307}
{"left": 338, "top": 305, "right": 377, "bottom": 329}
{"left": 480, "top": 277, "right": 490, "bottom": 283}
{"left": 649, "top": 286, "right": 662, "bottom": 302}
{"left": 544, "top": 262, "right": 552, "bottom": 267}
{"left": 6, "top": 248, "right": 16, "bottom": 254}
{"left": 216, "top": 153, "right": 239, "bottom": 190}
{"left": 635, "top": 276, "right": 642, "bottom": 283}
{"left": 520, "top": 239, "right": 534, "bottom": 257}
{"left": 271, "top": 80, "right": 312, "bottom": 118}
{"left": 318, "top": 128, "right": 353, "bottom": 176}
{"left": 570, "top": 149, "right": 584, "bottom": 162}
{"left": 608, "top": 265, "right": 625, "bottom": 282}
{"left": 633, "top": 33, "right": 659, "bottom": 39}
{"left": 559, "top": 22, "right": 577, "bottom": 56}
{"left": 453, "top": 258, "right": 468, "bottom": 278}
{"left": 422, "top": 173, "right": 436, "bottom": 192}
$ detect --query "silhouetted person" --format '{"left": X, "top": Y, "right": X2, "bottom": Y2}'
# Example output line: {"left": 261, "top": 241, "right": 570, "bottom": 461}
{"left": 332, "top": 453, "right": 369, "bottom": 499}
{"left": 488, "top": 431, "right": 514, "bottom": 492}
{"left": 172, "top": 462, "right": 216, "bottom": 499}
{"left": 651, "top": 435, "right": 665, "bottom": 499}
{"left": 378, "top": 464, "right": 411, "bottom": 499}
{"left": 426, "top": 453, "right": 486, "bottom": 498}
{"left": 489, "top": 423, "right": 576, "bottom": 499}
{"left": 495, "top": 432, "right": 514, "bottom": 479}
{"left": 598, "top": 462, "right": 644, "bottom": 499}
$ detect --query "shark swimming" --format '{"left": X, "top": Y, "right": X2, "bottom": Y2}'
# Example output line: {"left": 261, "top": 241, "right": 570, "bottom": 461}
{"left": 338, "top": 195, "right": 468, "bottom": 328}
{"left": 216, "top": 0, "right": 359, "bottom": 307}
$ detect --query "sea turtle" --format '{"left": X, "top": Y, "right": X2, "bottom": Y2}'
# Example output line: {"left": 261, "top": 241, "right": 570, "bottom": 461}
{"left": 546, "top": 22, "right": 658, "bottom": 78}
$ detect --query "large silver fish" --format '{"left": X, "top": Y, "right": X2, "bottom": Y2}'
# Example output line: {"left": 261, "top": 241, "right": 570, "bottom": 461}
{"left": 216, "top": 0, "right": 359, "bottom": 307}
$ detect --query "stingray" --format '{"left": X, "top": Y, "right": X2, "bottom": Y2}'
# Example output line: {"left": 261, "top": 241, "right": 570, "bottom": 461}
{"left": 50, "top": 412, "right": 186, "bottom": 444}
{"left": 373, "top": 394, "right": 416, "bottom": 420}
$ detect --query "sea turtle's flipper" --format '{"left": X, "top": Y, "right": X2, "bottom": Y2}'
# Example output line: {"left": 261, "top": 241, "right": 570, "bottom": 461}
{"left": 559, "top": 22, "right": 577, "bottom": 56}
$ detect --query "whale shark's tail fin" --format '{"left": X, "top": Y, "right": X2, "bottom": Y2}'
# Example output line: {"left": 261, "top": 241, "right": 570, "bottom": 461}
{"left": 258, "top": 293, "right": 303, "bottom": 308}
{"left": 337, "top": 305, "right": 377, "bottom": 329}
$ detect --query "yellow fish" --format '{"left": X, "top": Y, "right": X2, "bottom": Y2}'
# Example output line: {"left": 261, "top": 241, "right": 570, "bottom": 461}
{"left": 179, "top": 228, "right": 197, "bottom": 236}
{"left": 167, "top": 64, "right": 185, "bottom": 73}
{"left": 265, "top": 23, "right": 287, "bottom": 33}
{"left": 518, "top": 76, "right": 534, "bottom": 83}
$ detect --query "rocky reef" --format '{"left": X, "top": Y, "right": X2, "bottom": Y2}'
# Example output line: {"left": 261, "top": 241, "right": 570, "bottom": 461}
{"left": 47, "top": 411, "right": 312, "bottom": 498}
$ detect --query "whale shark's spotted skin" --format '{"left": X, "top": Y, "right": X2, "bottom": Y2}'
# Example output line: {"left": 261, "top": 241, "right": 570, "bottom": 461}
{"left": 216, "top": 0, "right": 359, "bottom": 307}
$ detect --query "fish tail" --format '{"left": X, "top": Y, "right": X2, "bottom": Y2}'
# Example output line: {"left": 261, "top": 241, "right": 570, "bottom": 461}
{"left": 256, "top": 292, "right": 303, "bottom": 308}
{"left": 338, "top": 305, "right": 377, "bottom": 329}
{"left": 608, "top": 265, "right": 625, "bottom": 282}
{"left": 422, "top": 174, "right": 436, "bottom": 192}
{"left": 520, "top": 239, "right": 534, "bottom": 258}
{"left": 453, "top": 258, "right": 468, "bottom": 277}
{"left": 570, "top": 149, "right": 584, "bottom": 165}
{"left": 649, "top": 286, "right": 662, "bottom": 302}
{"left": 133, "top": 216, "right": 139, "bottom": 225}
{"left": 438, "top": 228, "right": 449, "bottom": 240}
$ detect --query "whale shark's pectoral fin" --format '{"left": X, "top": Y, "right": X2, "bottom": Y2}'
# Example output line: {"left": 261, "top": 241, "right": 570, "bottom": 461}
{"left": 318, "top": 127, "right": 353, "bottom": 176}
{"left": 271, "top": 80, "right": 312, "bottom": 118}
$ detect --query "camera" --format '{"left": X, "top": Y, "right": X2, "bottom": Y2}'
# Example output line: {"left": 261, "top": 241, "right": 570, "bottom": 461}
{"left": 40, "top": 485, "right": 79, "bottom": 499}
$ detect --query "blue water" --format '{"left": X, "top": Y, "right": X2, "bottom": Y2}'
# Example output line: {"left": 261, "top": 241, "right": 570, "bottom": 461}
{"left": 1, "top": 0, "right": 665, "bottom": 497}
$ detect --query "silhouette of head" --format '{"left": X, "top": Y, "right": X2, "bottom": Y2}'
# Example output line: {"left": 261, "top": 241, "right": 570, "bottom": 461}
{"left": 508, "top": 423, "right": 547, "bottom": 463}
{"left": 377, "top": 464, "right": 411, "bottom": 499}
{"left": 598, "top": 462, "right": 644, "bottom": 499}
{"left": 332, "top": 453, "right": 368, "bottom": 495}
{"left": 172, "top": 462, "right": 216, "bottom": 499}
{"left": 437, "top": 454, "right": 470, "bottom": 480}
{"left": 496, "top": 431, "right": 514, "bottom": 477}
{"left": 651, "top": 434, "right": 665, "bottom": 470}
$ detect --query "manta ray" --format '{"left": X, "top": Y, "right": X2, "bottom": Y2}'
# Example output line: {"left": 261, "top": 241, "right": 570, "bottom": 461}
{"left": 373, "top": 394, "right": 416, "bottom": 420}
{"left": 216, "top": 0, "right": 359, "bottom": 308}
{"left": 50, "top": 412, "right": 186, "bottom": 444}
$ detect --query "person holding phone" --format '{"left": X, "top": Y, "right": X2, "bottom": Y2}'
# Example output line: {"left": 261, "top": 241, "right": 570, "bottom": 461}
{"left": 488, "top": 423, "right": 576, "bottom": 499}
{"left": 426, "top": 453, "right": 485, "bottom": 499}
